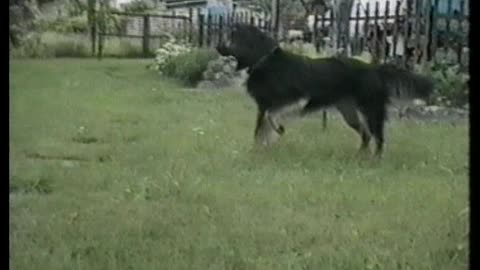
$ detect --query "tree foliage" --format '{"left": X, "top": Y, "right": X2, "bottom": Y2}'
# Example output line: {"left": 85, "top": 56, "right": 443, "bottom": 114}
{"left": 9, "top": 0, "right": 40, "bottom": 47}
{"left": 123, "top": 0, "right": 153, "bottom": 13}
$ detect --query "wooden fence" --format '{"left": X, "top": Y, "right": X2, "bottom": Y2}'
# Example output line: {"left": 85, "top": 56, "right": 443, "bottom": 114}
{"left": 191, "top": 0, "right": 469, "bottom": 68}
{"left": 95, "top": 7, "right": 270, "bottom": 58}
{"left": 94, "top": 0, "right": 469, "bottom": 67}
{"left": 196, "top": 10, "right": 272, "bottom": 48}
{"left": 96, "top": 9, "right": 194, "bottom": 58}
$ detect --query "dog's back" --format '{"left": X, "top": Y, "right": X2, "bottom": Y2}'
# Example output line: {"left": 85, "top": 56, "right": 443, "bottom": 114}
{"left": 247, "top": 49, "right": 382, "bottom": 111}
{"left": 247, "top": 49, "right": 432, "bottom": 113}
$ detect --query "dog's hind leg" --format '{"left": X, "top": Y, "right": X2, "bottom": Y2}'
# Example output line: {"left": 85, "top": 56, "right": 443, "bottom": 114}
{"left": 254, "top": 110, "right": 266, "bottom": 138}
{"left": 321, "top": 110, "right": 328, "bottom": 130}
{"left": 265, "top": 111, "right": 285, "bottom": 135}
{"left": 254, "top": 109, "right": 283, "bottom": 146}
{"left": 335, "top": 99, "right": 372, "bottom": 153}
{"left": 361, "top": 103, "right": 387, "bottom": 158}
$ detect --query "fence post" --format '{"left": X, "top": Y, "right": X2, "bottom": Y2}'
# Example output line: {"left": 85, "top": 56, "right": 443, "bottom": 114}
{"left": 320, "top": 12, "right": 326, "bottom": 48}
{"left": 430, "top": 0, "right": 439, "bottom": 64}
{"left": 142, "top": 15, "right": 150, "bottom": 57}
{"left": 372, "top": 1, "right": 380, "bottom": 63}
{"left": 402, "top": 0, "right": 412, "bottom": 68}
{"left": 97, "top": 0, "right": 106, "bottom": 60}
{"left": 382, "top": 1, "right": 390, "bottom": 62}
{"left": 422, "top": 0, "right": 433, "bottom": 66}
{"left": 218, "top": 15, "right": 224, "bottom": 45}
{"left": 362, "top": 2, "right": 370, "bottom": 54}
{"left": 206, "top": 12, "right": 212, "bottom": 47}
{"left": 182, "top": 12, "right": 188, "bottom": 41}
{"left": 330, "top": 9, "right": 336, "bottom": 50}
{"left": 413, "top": 0, "right": 422, "bottom": 65}
{"left": 457, "top": 0, "right": 466, "bottom": 66}
{"left": 271, "top": 0, "right": 280, "bottom": 40}
{"left": 213, "top": 14, "right": 218, "bottom": 46}
{"left": 392, "top": 1, "right": 401, "bottom": 61}
{"left": 313, "top": 12, "right": 319, "bottom": 51}
{"left": 198, "top": 12, "right": 204, "bottom": 47}
{"left": 188, "top": 8, "right": 193, "bottom": 43}
{"left": 443, "top": 0, "right": 453, "bottom": 58}
{"left": 88, "top": 0, "right": 97, "bottom": 56}
{"left": 353, "top": 2, "right": 360, "bottom": 55}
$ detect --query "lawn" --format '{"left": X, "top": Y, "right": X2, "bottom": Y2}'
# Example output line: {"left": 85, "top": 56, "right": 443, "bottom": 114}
{"left": 10, "top": 59, "right": 469, "bottom": 270}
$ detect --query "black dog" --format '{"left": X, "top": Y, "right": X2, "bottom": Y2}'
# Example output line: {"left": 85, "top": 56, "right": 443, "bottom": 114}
{"left": 217, "top": 24, "right": 433, "bottom": 157}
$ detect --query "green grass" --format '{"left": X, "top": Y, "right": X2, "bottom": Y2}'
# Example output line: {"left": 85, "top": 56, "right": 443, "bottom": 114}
{"left": 10, "top": 59, "right": 469, "bottom": 270}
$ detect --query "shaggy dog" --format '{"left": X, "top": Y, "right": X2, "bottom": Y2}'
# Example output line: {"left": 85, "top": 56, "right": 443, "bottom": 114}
{"left": 216, "top": 24, "right": 433, "bottom": 157}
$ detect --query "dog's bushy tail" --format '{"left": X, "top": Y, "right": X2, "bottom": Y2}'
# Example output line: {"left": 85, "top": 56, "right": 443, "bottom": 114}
{"left": 376, "top": 64, "right": 434, "bottom": 101}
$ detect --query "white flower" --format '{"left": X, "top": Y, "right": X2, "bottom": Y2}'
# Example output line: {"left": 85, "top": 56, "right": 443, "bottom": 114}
{"left": 153, "top": 41, "right": 193, "bottom": 74}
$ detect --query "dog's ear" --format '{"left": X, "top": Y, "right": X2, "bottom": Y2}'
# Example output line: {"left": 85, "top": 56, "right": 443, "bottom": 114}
{"left": 271, "top": 46, "right": 282, "bottom": 55}
{"left": 216, "top": 44, "right": 231, "bottom": 56}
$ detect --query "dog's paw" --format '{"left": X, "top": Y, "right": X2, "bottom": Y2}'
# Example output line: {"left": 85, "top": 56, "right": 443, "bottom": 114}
{"left": 355, "top": 147, "right": 370, "bottom": 157}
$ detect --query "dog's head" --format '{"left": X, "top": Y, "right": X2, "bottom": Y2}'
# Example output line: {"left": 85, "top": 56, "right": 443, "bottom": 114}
{"left": 216, "top": 24, "right": 278, "bottom": 71}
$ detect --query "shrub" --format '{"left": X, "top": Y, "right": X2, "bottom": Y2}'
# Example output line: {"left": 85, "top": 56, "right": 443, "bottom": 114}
{"left": 153, "top": 41, "right": 192, "bottom": 72}
{"left": 103, "top": 38, "right": 144, "bottom": 58}
{"left": 43, "top": 16, "right": 89, "bottom": 34}
{"left": 10, "top": 32, "right": 53, "bottom": 58}
{"left": 416, "top": 62, "right": 469, "bottom": 107}
{"left": 41, "top": 32, "right": 90, "bottom": 57}
{"left": 10, "top": 0, "right": 41, "bottom": 48}
{"left": 123, "top": 0, "right": 152, "bottom": 13}
{"left": 163, "top": 49, "right": 219, "bottom": 86}
{"left": 10, "top": 32, "right": 91, "bottom": 58}
{"left": 90, "top": 37, "right": 145, "bottom": 58}
{"left": 151, "top": 41, "right": 219, "bottom": 86}
{"left": 10, "top": 31, "right": 151, "bottom": 59}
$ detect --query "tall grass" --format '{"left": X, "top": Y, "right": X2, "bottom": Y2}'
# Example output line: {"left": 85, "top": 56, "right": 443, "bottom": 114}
{"left": 10, "top": 32, "right": 147, "bottom": 58}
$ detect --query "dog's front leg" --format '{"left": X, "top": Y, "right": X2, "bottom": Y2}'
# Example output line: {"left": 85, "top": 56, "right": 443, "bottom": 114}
{"left": 254, "top": 110, "right": 265, "bottom": 138}
{"left": 265, "top": 112, "right": 285, "bottom": 135}
{"left": 254, "top": 111, "right": 283, "bottom": 146}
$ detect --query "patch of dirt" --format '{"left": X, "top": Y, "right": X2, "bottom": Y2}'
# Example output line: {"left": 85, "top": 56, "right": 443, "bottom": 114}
{"left": 72, "top": 136, "right": 100, "bottom": 144}
{"left": 10, "top": 176, "right": 53, "bottom": 195}
{"left": 389, "top": 105, "right": 469, "bottom": 124}
{"left": 123, "top": 135, "right": 140, "bottom": 143}
{"left": 321, "top": 105, "right": 468, "bottom": 124}
{"left": 97, "top": 154, "right": 113, "bottom": 163}
{"left": 104, "top": 66, "right": 125, "bottom": 80}
{"left": 111, "top": 118, "right": 140, "bottom": 126}
{"left": 26, "top": 152, "right": 88, "bottom": 162}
